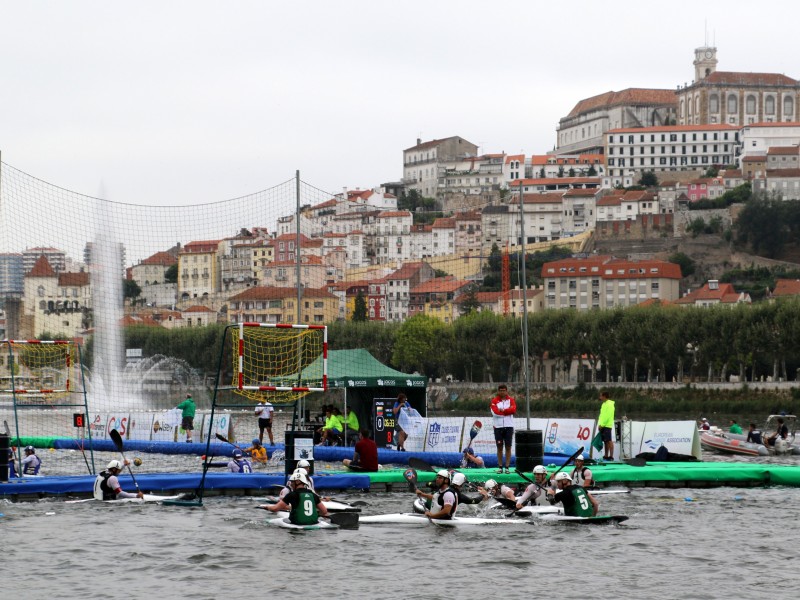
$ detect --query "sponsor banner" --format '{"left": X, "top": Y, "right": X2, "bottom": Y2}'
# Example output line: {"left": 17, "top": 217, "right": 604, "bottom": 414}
{"left": 419, "top": 417, "right": 463, "bottom": 453}
{"left": 631, "top": 420, "right": 698, "bottom": 456}
{"left": 526, "top": 418, "right": 596, "bottom": 457}
{"left": 151, "top": 409, "right": 181, "bottom": 442}
{"left": 127, "top": 413, "right": 155, "bottom": 441}
{"left": 200, "top": 412, "right": 232, "bottom": 443}
{"left": 87, "top": 413, "right": 108, "bottom": 440}
{"left": 294, "top": 437, "right": 314, "bottom": 461}
{"left": 105, "top": 414, "right": 132, "bottom": 439}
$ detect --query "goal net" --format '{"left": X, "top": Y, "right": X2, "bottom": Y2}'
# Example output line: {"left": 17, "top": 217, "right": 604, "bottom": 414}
{"left": 1, "top": 339, "right": 95, "bottom": 474}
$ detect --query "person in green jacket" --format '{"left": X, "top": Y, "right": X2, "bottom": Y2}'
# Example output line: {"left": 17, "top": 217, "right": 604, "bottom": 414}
{"left": 176, "top": 393, "right": 196, "bottom": 443}
{"left": 317, "top": 407, "right": 344, "bottom": 446}
{"left": 343, "top": 406, "right": 360, "bottom": 445}
{"left": 729, "top": 420, "right": 743, "bottom": 435}
{"left": 598, "top": 391, "right": 615, "bottom": 461}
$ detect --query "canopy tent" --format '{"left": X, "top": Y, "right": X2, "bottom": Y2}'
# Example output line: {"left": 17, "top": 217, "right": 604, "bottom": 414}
{"left": 291, "top": 349, "right": 427, "bottom": 443}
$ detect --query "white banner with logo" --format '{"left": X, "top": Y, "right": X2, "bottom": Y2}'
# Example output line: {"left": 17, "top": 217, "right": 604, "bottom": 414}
{"left": 416, "top": 417, "right": 463, "bottom": 453}
{"left": 87, "top": 413, "right": 108, "bottom": 440}
{"left": 151, "top": 409, "right": 181, "bottom": 442}
{"left": 628, "top": 420, "right": 699, "bottom": 457}
{"left": 127, "top": 413, "right": 155, "bottom": 441}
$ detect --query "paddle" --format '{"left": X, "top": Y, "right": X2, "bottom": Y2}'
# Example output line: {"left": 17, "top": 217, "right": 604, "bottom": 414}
{"left": 215, "top": 432, "right": 244, "bottom": 451}
{"left": 403, "top": 468, "right": 419, "bottom": 492}
{"left": 464, "top": 420, "right": 482, "bottom": 450}
{"left": 255, "top": 505, "right": 358, "bottom": 528}
{"left": 109, "top": 429, "right": 141, "bottom": 493}
{"left": 408, "top": 457, "right": 435, "bottom": 472}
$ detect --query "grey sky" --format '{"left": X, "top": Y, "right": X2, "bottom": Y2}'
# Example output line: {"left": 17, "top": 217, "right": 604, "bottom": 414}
{"left": 1, "top": 1, "right": 796, "bottom": 205}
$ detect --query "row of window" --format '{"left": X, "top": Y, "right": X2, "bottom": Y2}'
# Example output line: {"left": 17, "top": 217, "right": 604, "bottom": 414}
{"left": 609, "top": 155, "right": 730, "bottom": 167}
{"left": 681, "top": 94, "right": 795, "bottom": 117}
{"left": 609, "top": 144, "right": 730, "bottom": 155}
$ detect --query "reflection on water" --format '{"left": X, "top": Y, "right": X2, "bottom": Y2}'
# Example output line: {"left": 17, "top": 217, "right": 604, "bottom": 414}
{"left": 2, "top": 486, "right": 799, "bottom": 599}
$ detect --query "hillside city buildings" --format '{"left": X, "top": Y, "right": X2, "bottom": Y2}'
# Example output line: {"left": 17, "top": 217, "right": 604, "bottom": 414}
{"left": 3, "top": 44, "right": 800, "bottom": 341}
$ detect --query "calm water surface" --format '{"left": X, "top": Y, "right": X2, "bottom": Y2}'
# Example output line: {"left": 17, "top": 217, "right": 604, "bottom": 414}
{"left": 3, "top": 484, "right": 799, "bottom": 600}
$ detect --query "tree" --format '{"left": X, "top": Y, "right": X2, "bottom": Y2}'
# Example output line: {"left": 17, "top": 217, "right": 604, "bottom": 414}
{"left": 568, "top": 167, "right": 576, "bottom": 177}
{"left": 392, "top": 315, "right": 450, "bottom": 378}
{"left": 639, "top": 171, "right": 658, "bottom": 187}
{"left": 557, "top": 166, "right": 565, "bottom": 178}
{"left": 587, "top": 164, "right": 597, "bottom": 176}
{"left": 123, "top": 279, "right": 142, "bottom": 301}
{"left": 457, "top": 286, "right": 481, "bottom": 316}
{"left": 352, "top": 291, "right": 368, "bottom": 322}
{"left": 165, "top": 264, "right": 178, "bottom": 283}
{"left": 667, "top": 252, "right": 695, "bottom": 277}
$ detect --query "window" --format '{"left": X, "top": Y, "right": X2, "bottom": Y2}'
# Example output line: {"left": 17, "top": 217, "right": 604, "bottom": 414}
{"left": 784, "top": 96, "right": 794, "bottom": 116}
{"left": 765, "top": 96, "right": 775, "bottom": 115}
{"left": 709, "top": 94, "right": 719, "bottom": 113}
{"left": 727, "top": 94, "right": 738, "bottom": 113}
{"left": 746, "top": 95, "right": 756, "bottom": 114}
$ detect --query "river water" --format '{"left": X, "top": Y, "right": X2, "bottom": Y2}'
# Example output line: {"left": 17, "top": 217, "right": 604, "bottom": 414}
{"left": 2, "top": 483, "right": 799, "bottom": 599}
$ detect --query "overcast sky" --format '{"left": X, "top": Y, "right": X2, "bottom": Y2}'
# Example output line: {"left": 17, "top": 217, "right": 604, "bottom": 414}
{"left": 1, "top": 1, "right": 798, "bottom": 205}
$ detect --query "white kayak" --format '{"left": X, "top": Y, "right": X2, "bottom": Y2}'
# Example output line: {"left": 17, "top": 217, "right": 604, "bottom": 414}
{"left": 258, "top": 496, "right": 361, "bottom": 513}
{"left": 487, "top": 501, "right": 562, "bottom": 516}
{"left": 539, "top": 513, "right": 629, "bottom": 524}
{"left": 65, "top": 494, "right": 186, "bottom": 504}
{"left": 590, "top": 489, "right": 631, "bottom": 496}
{"left": 267, "top": 517, "right": 339, "bottom": 530}
{"left": 360, "top": 513, "right": 529, "bottom": 526}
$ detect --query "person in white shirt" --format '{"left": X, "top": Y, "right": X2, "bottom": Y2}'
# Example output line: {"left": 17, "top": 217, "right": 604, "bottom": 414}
{"left": 255, "top": 401, "right": 275, "bottom": 445}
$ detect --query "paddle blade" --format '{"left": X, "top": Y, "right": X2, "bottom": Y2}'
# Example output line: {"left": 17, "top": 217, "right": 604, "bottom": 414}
{"left": 403, "top": 468, "right": 418, "bottom": 492}
{"left": 215, "top": 433, "right": 230, "bottom": 444}
{"left": 328, "top": 512, "right": 359, "bottom": 528}
{"left": 109, "top": 429, "right": 124, "bottom": 452}
{"left": 469, "top": 420, "right": 482, "bottom": 439}
{"left": 408, "top": 457, "right": 434, "bottom": 472}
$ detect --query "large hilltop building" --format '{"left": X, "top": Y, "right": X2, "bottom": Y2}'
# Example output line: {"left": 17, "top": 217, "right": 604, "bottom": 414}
{"left": 556, "top": 89, "right": 678, "bottom": 156}
{"left": 676, "top": 46, "right": 800, "bottom": 127}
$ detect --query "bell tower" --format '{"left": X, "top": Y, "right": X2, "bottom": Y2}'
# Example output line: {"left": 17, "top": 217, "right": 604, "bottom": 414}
{"left": 694, "top": 46, "right": 718, "bottom": 82}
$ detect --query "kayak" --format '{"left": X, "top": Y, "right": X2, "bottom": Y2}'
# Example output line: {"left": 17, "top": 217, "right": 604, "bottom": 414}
{"left": 65, "top": 494, "right": 186, "bottom": 504}
{"left": 487, "top": 501, "right": 562, "bottom": 516}
{"left": 267, "top": 517, "right": 339, "bottom": 530}
{"left": 360, "top": 513, "right": 529, "bottom": 526}
{"left": 591, "top": 489, "right": 631, "bottom": 496}
{"left": 538, "top": 514, "right": 629, "bottom": 524}
{"left": 258, "top": 497, "right": 361, "bottom": 513}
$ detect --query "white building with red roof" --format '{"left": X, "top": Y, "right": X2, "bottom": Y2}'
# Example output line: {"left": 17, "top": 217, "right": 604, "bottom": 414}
{"left": 675, "top": 280, "right": 751, "bottom": 307}
{"left": 385, "top": 261, "right": 435, "bottom": 322}
{"left": 403, "top": 136, "right": 479, "bottom": 199}
{"left": 178, "top": 240, "right": 221, "bottom": 301}
{"left": 605, "top": 124, "right": 739, "bottom": 186}
{"left": 22, "top": 255, "right": 92, "bottom": 338}
{"left": 373, "top": 210, "right": 413, "bottom": 265}
{"left": 530, "top": 154, "right": 605, "bottom": 179}
{"left": 541, "top": 255, "right": 682, "bottom": 310}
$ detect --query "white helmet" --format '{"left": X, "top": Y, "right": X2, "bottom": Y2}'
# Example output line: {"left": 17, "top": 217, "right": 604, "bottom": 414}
{"left": 484, "top": 479, "right": 498, "bottom": 489}
{"left": 294, "top": 467, "right": 308, "bottom": 476}
{"left": 575, "top": 454, "right": 585, "bottom": 462}
{"left": 555, "top": 471, "right": 571, "bottom": 482}
{"left": 289, "top": 471, "right": 310, "bottom": 487}
{"left": 451, "top": 472, "right": 467, "bottom": 487}
{"left": 533, "top": 465, "right": 548, "bottom": 475}
{"left": 436, "top": 469, "right": 451, "bottom": 480}
{"left": 107, "top": 460, "right": 123, "bottom": 471}
{"left": 297, "top": 459, "right": 311, "bottom": 469}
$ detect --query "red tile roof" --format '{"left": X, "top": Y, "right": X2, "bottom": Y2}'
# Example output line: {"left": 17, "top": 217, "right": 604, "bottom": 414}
{"left": 432, "top": 217, "right": 456, "bottom": 229}
{"left": 181, "top": 240, "right": 221, "bottom": 253}
{"left": 542, "top": 256, "right": 682, "bottom": 280}
{"left": 58, "top": 272, "right": 90, "bottom": 286}
{"left": 511, "top": 177, "right": 601, "bottom": 186}
{"left": 766, "top": 169, "right": 800, "bottom": 178}
{"left": 140, "top": 251, "right": 178, "bottom": 266}
{"left": 742, "top": 155, "right": 766, "bottom": 163}
{"left": 703, "top": 71, "right": 798, "bottom": 86}
{"left": 767, "top": 146, "right": 800, "bottom": 155}
{"left": 773, "top": 279, "right": 800, "bottom": 296}
{"left": 184, "top": 305, "right": 214, "bottom": 313}
{"left": 674, "top": 282, "right": 746, "bottom": 304}
{"left": 403, "top": 136, "right": 467, "bottom": 152}
{"left": 523, "top": 193, "right": 564, "bottom": 204}
{"left": 27, "top": 255, "right": 57, "bottom": 277}
{"left": 377, "top": 210, "right": 412, "bottom": 219}
{"left": 567, "top": 88, "right": 677, "bottom": 119}
{"left": 411, "top": 276, "right": 470, "bottom": 294}
{"left": 228, "top": 286, "right": 336, "bottom": 301}
{"left": 387, "top": 262, "right": 426, "bottom": 280}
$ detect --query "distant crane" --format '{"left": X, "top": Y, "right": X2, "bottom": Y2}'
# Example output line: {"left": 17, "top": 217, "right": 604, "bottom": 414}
{"left": 502, "top": 242, "right": 510, "bottom": 316}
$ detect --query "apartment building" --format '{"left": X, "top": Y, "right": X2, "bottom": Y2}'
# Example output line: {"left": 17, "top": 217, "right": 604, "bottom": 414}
{"left": 373, "top": 210, "right": 413, "bottom": 265}
{"left": 227, "top": 286, "right": 338, "bottom": 324}
{"left": 178, "top": 240, "right": 221, "bottom": 300}
{"left": 541, "top": 255, "right": 682, "bottom": 310}
{"left": 402, "top": 136, "right": 479, "bottom": 199}
{"left": 409, "top": 276, "right": 471, "bottom": 323}
{"left": 605, "top": 124, "right": 739, "bottom": 185}
{"left": 385, "top": 261, "right": 435, "bottom": 322}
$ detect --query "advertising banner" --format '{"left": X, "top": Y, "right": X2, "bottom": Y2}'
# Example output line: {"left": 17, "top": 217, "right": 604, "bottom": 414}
{"left": 419, "top": 417, "right": 463, "bottom": 453}
{"left": 151, "top": 409, "right": 180, "bottom": 442}
{"left": 126, "top": 413, "right": 155, "bottom": 441}
{"left": 630, "top": 420, "right": 699, "bottom": 457}
{"left": 87, "top": 413, "right": 108, "bottom": 440}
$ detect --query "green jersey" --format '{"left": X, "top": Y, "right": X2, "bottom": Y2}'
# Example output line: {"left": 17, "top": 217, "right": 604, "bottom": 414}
{"left": 555, "top": 485, "right": 594, "bottom": 517}
{"left": 177, "top": 398, "right": 196, "bottom": 418}
{"left": 285, "top": 488, "right": 321, "bottom": 525}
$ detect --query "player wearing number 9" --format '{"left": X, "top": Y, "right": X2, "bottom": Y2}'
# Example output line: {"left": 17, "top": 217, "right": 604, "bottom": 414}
{"left": 546, "top": 471, "right": 598, "bottom": 517}
{"left": 264, "top": 470, "right": 329, "bottom": 525}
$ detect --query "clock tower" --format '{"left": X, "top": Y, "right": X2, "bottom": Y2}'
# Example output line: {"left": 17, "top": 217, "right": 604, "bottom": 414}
{"left": 694, "top": 46, "right": 718, "bottom": 82}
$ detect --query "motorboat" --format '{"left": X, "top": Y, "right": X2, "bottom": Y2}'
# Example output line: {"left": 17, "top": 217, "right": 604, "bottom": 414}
{"left": 700, "top": 415, "right": 797, "bottom": 457}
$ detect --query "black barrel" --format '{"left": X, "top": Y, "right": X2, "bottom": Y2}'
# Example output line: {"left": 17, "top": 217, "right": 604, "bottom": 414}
{"left": 515, "top": 429, "right": 544, "bottom": 472}
{"left": 284, "top": 430, "right": 314, "bottom": 476}
{"left": 0, "top": 433, "right": 9, "bottom": 482}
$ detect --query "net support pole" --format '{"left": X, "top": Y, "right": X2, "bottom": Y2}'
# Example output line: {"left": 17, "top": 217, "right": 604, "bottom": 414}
{"left": 295, "top": 169, "right": 302, "bottom": 323}
{"left": 519, "top": 180, "right": 531, "bottom": 428}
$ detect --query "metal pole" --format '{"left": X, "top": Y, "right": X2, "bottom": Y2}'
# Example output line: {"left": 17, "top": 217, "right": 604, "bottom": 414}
{"left": 295, "top": 170, "right": 302, "bottom": 323}
{"left": 518, "top": 181, "right": 531, "bottom": 427}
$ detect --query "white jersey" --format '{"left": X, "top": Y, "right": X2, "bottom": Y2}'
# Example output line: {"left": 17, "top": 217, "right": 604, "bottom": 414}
{"left": 256, "top": 402, "right": 274, "bottom": 419}
{"left": 517, "top": 482, "right": 548, "bottom": 506}
{"left": 571, "top": 466, "right": 592, "bottom": 487}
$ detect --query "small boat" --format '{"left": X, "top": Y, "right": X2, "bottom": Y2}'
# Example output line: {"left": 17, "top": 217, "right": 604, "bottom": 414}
{"left": 65, "top": 493, "right": 187, "bottom": 504}
{"left": 360, "top": 513, "right": 529, "bottom": 526}
{"left": 699, "top": 429, "right": 768, "bottom": 456}
{"left": 700, "top": 415, "right": 798, "bottom": 457}
{"left": 539, "top": 513, "right": 629, "bottom": 525}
